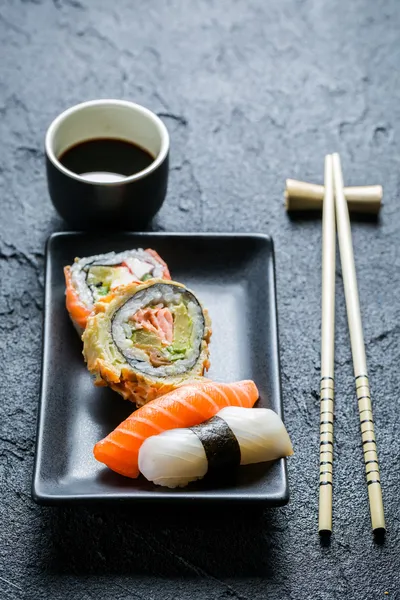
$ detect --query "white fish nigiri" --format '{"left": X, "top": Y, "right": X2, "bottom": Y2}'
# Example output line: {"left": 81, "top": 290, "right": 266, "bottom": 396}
{"left": 138, "top": 407, "right": 293, "bottom": 488}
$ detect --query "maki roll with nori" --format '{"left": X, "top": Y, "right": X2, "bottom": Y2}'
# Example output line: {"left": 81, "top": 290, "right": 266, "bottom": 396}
{"left": 64, "top": 248, "right": 171, "bottom": 332}
{"left": 83, "top": 280, "right": 212, "bottom": 406}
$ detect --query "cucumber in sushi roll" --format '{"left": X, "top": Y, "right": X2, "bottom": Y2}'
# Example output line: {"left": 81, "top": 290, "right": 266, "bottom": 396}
{"left": 82, "top": 280, "right": 212, "bottom": 406}
{"left": 64, "top": 248, "right": 170, "bottom": 333}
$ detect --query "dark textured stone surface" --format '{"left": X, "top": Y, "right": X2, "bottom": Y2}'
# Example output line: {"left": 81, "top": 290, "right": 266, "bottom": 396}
{"left": 0, "top": 0, "right": 399, "bottom": 598}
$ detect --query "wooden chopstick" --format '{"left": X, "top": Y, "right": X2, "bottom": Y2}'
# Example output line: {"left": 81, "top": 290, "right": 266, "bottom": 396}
{"left": 318, "top": 155, "right": 335, "bottom": 535}
{"left": 332, "top": 153, "right": 385, "bottom": 534}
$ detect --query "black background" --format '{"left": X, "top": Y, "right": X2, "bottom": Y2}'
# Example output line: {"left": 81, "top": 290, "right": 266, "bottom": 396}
{"left": 0, "top": 1, "right": 399, "bottom": 598}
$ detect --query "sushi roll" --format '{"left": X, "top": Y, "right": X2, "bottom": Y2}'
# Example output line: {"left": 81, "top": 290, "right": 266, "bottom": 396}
{"left": 83, "top": 280, "right": 212, "bottom": 406}
{"left": 138, "top": 406, "right": 293, "bottom": 488}
{"left": 64, "top": 248, "right": 171, "bottom": 333}
{"left": 93, "top": 380, "right": 259, "bottom": 478}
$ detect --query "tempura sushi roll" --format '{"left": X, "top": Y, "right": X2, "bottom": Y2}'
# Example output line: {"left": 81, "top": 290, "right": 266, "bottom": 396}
{"left": 64, "top": 248, "right": 170, "bottom": 333}
{"left": 138, "top": 407, "right": 293, "bottom": 488}
{"left": 83, "top": 280, "right": 212, "bottom": 406}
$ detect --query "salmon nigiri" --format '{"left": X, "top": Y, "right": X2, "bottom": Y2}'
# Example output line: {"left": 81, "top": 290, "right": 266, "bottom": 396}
{"left": 94, "top": 380, "right": 259, "bottom": 478}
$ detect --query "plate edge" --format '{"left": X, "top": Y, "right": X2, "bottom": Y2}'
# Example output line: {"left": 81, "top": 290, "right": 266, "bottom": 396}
{"left": 33, "top": 232, "right": 290, "bottom": 505}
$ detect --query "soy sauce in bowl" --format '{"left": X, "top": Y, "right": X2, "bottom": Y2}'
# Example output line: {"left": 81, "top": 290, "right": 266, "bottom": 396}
{"left": 59, "top": 138, "right": 155, "bottom": 183}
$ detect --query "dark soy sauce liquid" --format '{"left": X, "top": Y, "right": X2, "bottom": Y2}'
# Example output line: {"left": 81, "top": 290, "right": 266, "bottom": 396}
{"left": 59, "top": 138, "right": 155, "bottom": 182}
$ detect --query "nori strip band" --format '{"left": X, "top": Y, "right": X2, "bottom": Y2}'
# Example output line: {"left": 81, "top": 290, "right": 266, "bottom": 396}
{"left": 190, "top": 416, "right": 241, "bottom": 475}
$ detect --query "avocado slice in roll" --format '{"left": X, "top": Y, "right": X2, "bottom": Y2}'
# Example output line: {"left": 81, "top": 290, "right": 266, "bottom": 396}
{"left": 82, "top": 280, "right": 212, "bottom": 406}
{"left": 64, "top": 247, "right": 171, "bottom": 333}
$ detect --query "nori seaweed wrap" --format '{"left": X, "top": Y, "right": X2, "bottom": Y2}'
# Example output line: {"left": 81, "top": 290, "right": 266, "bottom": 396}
{"left": 64, "top": 248, "right": 171, "bottom": 333}
{"left": 82, "top": 280, "right": 212, "bottom": 406}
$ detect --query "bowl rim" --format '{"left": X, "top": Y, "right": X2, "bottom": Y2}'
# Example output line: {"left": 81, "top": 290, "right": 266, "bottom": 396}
{"left": 45, "top": 99, "right": 170, "bottom": 186}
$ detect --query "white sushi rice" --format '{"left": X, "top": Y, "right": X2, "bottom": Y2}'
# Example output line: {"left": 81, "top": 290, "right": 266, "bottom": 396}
{"left": 111, "top": 283, "right": 205, "bottom": 377}
{"left": 70, "top": 249, "right": 165, "bottom": 309}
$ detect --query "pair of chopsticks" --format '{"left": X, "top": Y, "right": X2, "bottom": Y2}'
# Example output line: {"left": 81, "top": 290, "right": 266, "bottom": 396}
{"left": 318, "top": 154, "right": 385, "bottom": 536}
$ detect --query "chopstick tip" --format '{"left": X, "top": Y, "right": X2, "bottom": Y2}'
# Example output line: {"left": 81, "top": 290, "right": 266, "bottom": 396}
{"left": 319, "top": 529, "right": 332, "bottom": 546}
{"left": 373, "top": 527, "right": 386, "bottom": 544}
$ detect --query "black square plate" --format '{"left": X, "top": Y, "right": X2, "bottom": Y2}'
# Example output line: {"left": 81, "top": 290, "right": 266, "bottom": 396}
{"left": 32, "top": 232, "right": 289, "bottom": 505}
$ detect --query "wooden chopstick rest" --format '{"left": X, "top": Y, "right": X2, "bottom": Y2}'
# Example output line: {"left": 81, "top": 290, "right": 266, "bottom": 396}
{"left": 285, "top": 179, "right": 382, "bottom": 214}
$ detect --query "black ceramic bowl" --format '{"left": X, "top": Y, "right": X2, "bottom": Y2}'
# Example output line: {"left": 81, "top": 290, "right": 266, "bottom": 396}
{"left": 45, "top": 100, "right": 169, "bottom": 230}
